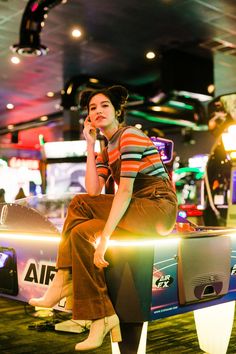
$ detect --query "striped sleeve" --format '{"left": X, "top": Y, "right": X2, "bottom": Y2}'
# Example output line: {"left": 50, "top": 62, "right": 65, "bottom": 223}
{"left": 95, "top": 151, "right": 109, "bottom": 180}
{"left": 120, "top": 128, "right": 148, "bottom": 178}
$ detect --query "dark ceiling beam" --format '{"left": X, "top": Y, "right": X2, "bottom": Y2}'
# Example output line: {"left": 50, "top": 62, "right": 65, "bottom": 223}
{"left": 0, "top": 112, "right": 63, "bottom": 135}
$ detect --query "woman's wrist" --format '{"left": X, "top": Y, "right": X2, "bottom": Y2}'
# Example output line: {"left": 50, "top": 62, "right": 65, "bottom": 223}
{"left": 101, "top": 233, "right": 110, "bottom": 241}
{"left": 87, "top": 142, "right": 95, "bottom": 149}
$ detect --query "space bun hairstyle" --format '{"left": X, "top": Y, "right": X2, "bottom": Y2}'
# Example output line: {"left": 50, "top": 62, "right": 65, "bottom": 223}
{"left": 79, "top": 85, "right": 128, "bottom": 123}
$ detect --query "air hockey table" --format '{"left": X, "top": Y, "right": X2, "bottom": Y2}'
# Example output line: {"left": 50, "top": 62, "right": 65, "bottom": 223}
{"left": 1, "top": 197, "right": 236, "bottom": 354}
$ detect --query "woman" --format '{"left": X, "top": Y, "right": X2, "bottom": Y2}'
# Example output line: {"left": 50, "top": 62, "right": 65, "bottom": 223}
{"left": 29, "top": 85, "right": 177, "bottom": 351}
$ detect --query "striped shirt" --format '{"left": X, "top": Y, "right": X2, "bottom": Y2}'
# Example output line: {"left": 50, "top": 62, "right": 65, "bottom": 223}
{"left": 96, "top": 127, "right": 169, "bottom": 180}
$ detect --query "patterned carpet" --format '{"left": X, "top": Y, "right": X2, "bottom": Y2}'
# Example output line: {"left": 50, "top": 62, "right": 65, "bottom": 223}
{"left": 0, "top": 297, "right": 236, "bottom": 354}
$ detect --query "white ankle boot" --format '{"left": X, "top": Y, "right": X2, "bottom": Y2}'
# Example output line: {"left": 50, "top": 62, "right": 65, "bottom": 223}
{"left": 75, "top": 314, "right": 122, "bottom": 351}
{"left": 29, "top": 269, "right": 72, "bottom": 308}
{"left": 55, "top": 319, "right": 92, "bottom": 333}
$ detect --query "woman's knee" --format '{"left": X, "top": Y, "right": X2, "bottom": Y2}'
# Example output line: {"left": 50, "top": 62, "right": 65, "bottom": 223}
{"left": 70, "top": 193, "right": 88, "bottom": 206}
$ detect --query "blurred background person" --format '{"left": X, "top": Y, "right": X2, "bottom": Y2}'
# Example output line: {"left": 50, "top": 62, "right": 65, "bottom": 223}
{"left": 0, "top": 188, "right": 6, "bottom": 203}
{"left": 15, "top": 187, "right": 26, "bottom": 200}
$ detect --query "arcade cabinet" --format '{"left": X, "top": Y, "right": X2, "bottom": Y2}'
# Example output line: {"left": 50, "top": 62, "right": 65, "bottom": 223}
{"left": 222, "top": 124, "right": 236, "bottom": 227}
{"left": 40, "top": 140, "right": 100, "bottom": 196}
{"left": 2, "top": 136, "right": 236, "bottom": 354}
{"left": 203, "top": 93, "right": 236, "bottom": 227}
{"left": 173, "top": 164, "right": 206, "bottom": 225}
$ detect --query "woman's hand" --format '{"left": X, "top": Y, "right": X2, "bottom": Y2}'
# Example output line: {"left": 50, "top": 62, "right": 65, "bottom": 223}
{"left": 94, "top": 236, "right": 109, "bottom": 268}
{"left": 83, "top": 116, "right": 97, "bottom": 145}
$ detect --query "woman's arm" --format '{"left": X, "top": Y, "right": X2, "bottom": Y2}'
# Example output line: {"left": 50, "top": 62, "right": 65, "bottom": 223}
{"left": 85, "top": 144, "right": 105, "bottom": 196}
{"left": 94, "top": 176, "right": 134, "bottom": 268}
{"left": 83, "top": 117, "right": 105, "bottom": 195}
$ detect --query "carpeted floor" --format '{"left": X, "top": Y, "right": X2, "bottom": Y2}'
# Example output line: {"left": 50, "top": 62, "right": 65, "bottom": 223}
{"left": 0, "top": 297, "right": 236, "bottom": 353}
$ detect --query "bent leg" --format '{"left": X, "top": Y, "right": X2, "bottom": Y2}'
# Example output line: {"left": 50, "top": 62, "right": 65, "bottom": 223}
{"left": 57, "top": 194, "right": 114, "bottom": 268}
{"left": 70, "top": 219, "right": 115, "bottom": 320}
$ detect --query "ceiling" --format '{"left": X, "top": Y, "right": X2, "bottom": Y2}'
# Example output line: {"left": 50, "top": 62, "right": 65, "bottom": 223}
{"left": 1, "top": 0, "right": 236, "bottom": 147}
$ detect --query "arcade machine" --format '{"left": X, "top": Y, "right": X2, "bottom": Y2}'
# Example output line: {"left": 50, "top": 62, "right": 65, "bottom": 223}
{"left": 222, "top": 124, "right": 236, "bottom": 227}
{"left": 41, "top": 139, "right": 100, "bottom": 196}
{"left": 0, "top": 148, "right": 42, "bottom": 202}
{"left": 173, "top": 154, "right": 208, "bottom": 226}
{"left": 37, "top": 139, "right": 101, "bottom": 222}
{"left": 203, "top": 93, "right": 236, "bottom": 227}
{"left": 1, "top": 137, "right": 236, "bottom": 354}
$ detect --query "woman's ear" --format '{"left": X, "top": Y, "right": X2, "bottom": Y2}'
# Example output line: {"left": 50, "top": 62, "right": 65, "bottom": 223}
{"left": 116, "top": 109, "right": 121, "bottom": 117}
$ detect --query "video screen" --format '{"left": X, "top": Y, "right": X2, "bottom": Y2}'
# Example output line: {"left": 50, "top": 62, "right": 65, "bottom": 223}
{"left": 150, "top": 137, "right": 174, "bottom": 163}
{"left": 232, "top": 170, "right": 236, "bottom": 205}
{"left": 46, "top": 162, "right": 87, "bottom": 196}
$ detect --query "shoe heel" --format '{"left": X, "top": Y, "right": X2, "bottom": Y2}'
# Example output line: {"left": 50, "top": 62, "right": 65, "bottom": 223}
{"left": 65, "top": 295, "right": 73, "bottom": 310}
{"left": 110, "top": 324, "right": 122, "bottom": 343}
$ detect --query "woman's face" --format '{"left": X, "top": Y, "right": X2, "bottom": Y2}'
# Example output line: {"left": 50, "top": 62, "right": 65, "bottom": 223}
{"left": 88, "top": 93, "right": 118, "bottom": 130}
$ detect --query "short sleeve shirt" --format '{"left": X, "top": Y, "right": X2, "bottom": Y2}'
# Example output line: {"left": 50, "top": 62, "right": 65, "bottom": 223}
{"left": 96, "top": 127, "right": 168, "bottom": 180}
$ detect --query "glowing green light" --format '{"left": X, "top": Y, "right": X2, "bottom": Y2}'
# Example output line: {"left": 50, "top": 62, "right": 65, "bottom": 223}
{"left": 130, "top": 110, "right": 196, "bottom": 128}
{"left": 129, "top": 110, "right": 208, "bottom": 131}
{"left": 168, "top": 100, "right": 194, "bottom": 110}
{"left": 174, "top": 167, "right": 204, "bottom": 180}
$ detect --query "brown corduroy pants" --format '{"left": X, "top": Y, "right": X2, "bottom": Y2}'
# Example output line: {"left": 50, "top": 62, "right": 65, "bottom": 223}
{"left": 57, "top": 179, "right": 177, "bottom": 320}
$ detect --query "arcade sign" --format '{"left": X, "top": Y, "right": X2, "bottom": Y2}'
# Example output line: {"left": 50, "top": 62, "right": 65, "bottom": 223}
{"left": 150, "top": 136, "right": 174, "bottom": 163}
{"left": 43, "top": 140, "right": 100, "bottom": 159}
{"left": 9, "top": 157, "right": 40, "bottom": 170}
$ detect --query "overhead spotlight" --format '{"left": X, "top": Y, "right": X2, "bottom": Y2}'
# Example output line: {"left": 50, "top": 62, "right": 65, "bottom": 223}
{"left": 71, "top": 28, "right": 82, "bottom": 38}
{"left": 146, "top": 51, "right": 156, "bottom": 59}
{"left": 207, "top": 84, "right": 215, "bottom": 95}
{"left": 10, "top": 56, "right": 20, "bottom": 64}
{"left": 47, "top": 91, "right": 54, "bottom": 97}
{"left": 89, "top": 78, "right": 100, "bottom": 84}
{"left": 40, "top": 116, "right": 48, "bottom": 122}
{"left": 6, "top": 103, "right": 14, "bottom": 110}
{"left": 10, "top": 0, "right": 65, "bottom": 56}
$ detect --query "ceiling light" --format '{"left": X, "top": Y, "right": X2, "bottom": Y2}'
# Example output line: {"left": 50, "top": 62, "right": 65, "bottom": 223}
{"left": 146, "top": 51, "right": 156, "bottom": 59}
{"left": 6, "top": 103, "right": 14, "bottom": 110}
{"left": 40, "top": 116, "right": 48, "bottom": 122}
{"left": 7, "top": 125, "right": 14, "bottom": 130}
{"left": 71, "top": 28, "right": 82, "bottom": 38}
{"left": 10, "top": 56, "right": 20, "bottom": 64}
{"left": 66, "top": 83, "right": 73, "bottom": 94}
{"left": 89, "top": 78, "right": 99, "bottom": 84}
{"left": 150, "top": 106, "right": 162, "bottom": 112}
{"left": 47, "top": 91, "right": 54, "bottom": 97}
{"left": 207, "top": 84, "right": 215, "bottom": 95}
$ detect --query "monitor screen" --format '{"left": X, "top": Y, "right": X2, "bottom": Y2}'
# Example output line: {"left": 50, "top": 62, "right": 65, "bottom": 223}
{"left": 46, "top": 162, "right": 86, "bottom": 196}
{"left": 232, "top": 169, "right": 236, "bottom": 205}
{"left": 150, "top": 137, "right": 174, "bottom": 163}
{"left": 43, "top": 140, "right": 100, "bottom": 159}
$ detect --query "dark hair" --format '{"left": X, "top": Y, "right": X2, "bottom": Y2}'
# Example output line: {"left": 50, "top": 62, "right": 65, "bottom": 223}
{"left": 79, "top": 85, "right": 128, "bottom": 123}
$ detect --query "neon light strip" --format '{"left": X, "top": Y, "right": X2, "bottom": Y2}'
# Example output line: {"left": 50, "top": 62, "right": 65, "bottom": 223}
{"left": 1, "top": 232, "right": 235, "bottom": 245}
{"left": 0, "top": 233, "right": 180, "bottom": 246}
{"left": 109, "top": 238, "right": 180, "bottom": 247}
{"left": 0, "top": 233, "right": 61, "bottom": 243}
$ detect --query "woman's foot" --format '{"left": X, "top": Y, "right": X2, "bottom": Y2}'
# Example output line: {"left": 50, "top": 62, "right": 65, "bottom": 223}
{"left": 55, "top": 319, "right": 92, "bottom": 334}
{"left": 28, "top": 269, "right": 72, "bottom": 308}
{"left": 75, "top": 314, "right": 121, "bottom": 351}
